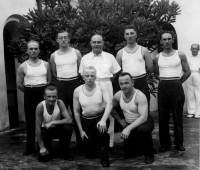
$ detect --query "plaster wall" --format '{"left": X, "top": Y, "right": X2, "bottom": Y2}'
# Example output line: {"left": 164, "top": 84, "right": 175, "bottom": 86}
{"left": 0, "top": 0, "right": 37, "bottom": 131}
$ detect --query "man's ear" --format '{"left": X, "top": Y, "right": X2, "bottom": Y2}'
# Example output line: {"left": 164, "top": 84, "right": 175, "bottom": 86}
{"left": 131, "top": 79, "right": 134, "bottom": 85}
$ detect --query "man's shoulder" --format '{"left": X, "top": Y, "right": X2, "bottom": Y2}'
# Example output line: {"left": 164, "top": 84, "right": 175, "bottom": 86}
{"left": 82, "top": 52, "right": 93, "bottom": 59}
{"left": 135, "top": 90, "right": 147, "bottom": 102}
{"left": 102, "top": 51, "right": 114, "bottom": 57}
{"left": 114, "top": 91, "right": 122, "bottom": 100}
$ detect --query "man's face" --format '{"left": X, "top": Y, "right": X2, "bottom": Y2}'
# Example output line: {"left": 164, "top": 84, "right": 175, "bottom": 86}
{"left": 118, "top": 75, "right": 133, "bottom": 94}
{"left": 27, "top": 42, "right": 40, "bottom": 59}
{"left": 57, "top": 32, "right": 70, "bottom": 47}
{"left": 160, "top": 33, "right": 174, "bottom": 49}
{"left": 191, "top": 44, "right": 199, "bottom": 56}
{"left": 90, "top": 35, "right": 104, "bottom": 54}
{"left": 83, "top": 69, "right": 96, "bottom": 85}
{"left": 124, "top": 29, "right": 137, "bottom": 43}
{"left": 44, "top": 90, "right": 58, "bottom": 106}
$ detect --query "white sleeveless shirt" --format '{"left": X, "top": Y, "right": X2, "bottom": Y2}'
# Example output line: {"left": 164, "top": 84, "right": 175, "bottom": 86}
{"left": 41, "top": 100, "right": 61, "bottom": 127}
{"left": 24, "top": 60, "right": 47, "bottom": 86}
{"left": 158, "top": 50, "right": 182, "bottom": 78}
{"left": 54, "top": 48, "right": 78, "bottom": 78}
{"left": 78, "top": 82, "right": 105, "bottom": 116}
{"left": 122, "top": 46, "right": 146, "bottom": 77}
{"left": 120, "top": 90, "right": 139, "bottom": 124}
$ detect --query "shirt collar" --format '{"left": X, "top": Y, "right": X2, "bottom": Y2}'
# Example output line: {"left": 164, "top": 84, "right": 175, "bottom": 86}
{"left": 92, "top": 51, "right": 104, "bottom": 58}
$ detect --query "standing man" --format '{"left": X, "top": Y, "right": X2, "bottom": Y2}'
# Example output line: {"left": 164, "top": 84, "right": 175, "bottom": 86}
{"left": 36, "top": 86, "right": 74, "bottom": 162}
{"left": 153, "top": 32, "right": 191, "bottom": 152}
{"left": 73, "top": 66, "right": 112, "bottom": 167}
{"left": 79, "top": 34, "right": 121, "bottom": 148}
{"left": 112, "top": 72, "right": 155, "bottom": 164}
{"left": 186, "top": 44, "right": 200, "bottom": 118}
{"left": 49, "top": 30, "right": 83, "bottom": 151}
{"left": 116, "top": 25, "right": 153, "bottom": 111}
{"left": 17, "top": 40, "right": 51, "bottom": 156}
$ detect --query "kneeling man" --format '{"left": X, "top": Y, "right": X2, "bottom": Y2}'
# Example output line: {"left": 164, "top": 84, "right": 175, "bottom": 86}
{"left": 73, "top": 66, "right": 112, "bottom": 167}
{"left": 112, "top": 72, "right": 155, "bottom": 164}
{"left": 36, "top": 86, "right": 74, "bottom": 162}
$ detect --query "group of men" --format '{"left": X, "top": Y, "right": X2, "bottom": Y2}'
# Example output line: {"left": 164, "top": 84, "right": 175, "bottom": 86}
{"left": 17, "top": 24, "right": 196, "bottom": 167}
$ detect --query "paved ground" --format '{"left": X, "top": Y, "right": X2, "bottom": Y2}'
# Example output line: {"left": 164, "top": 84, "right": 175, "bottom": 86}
{"left": 0, "top": 112, "right": 199, "bottom": 170}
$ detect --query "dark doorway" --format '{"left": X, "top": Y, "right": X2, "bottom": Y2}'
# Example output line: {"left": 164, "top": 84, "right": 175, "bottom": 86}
{"left": 3, "top": 27, "right": 19, "bottom": 129}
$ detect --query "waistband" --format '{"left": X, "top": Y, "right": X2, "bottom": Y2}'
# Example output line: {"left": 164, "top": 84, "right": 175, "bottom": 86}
{"left": 57, "top": 76, "right": 78, "bottom": 81}
{"left": 82, "top": 113, "right": 103, "bottom": 119}
{"left": 160, "top": 77, "right": 180, "bottom": 81}
{"left": 25, "top": 84, "right": 46, "bottom": 88}
{"left": 96, "top": 78, "right": 111, "bottom": 82}
{"left": 132, "top": 74, "right": 146, "bottom": 80}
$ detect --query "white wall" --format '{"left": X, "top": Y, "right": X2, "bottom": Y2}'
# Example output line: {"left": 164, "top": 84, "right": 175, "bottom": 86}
{"left": 0, "top": 0, "right": 37, "bottom": 131}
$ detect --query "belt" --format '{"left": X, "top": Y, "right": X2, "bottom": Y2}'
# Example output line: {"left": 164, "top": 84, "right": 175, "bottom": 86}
{"left": 132, "top": 73, "right": 146, "bottom": 80}
{"left": 160, "top": 77, "right": 180, "bottom": 81}
{"left": 25, "top": 84, "right": 46, "bottom": 88}
{"left": 57, "top": 76, "right": 78, "bottom": 81}
{"left": 82, "top": 113, "right": 104, "bottom": 119}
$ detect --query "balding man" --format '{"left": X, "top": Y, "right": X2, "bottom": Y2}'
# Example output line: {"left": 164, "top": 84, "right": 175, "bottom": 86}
{"left": 79, "top": 34, "right": 121, "bottom": 148}
{"left": 17, "top": 40, "right": 51, "bottom": 156}
{"left": 186, "top": 44, "right": 200, "bottom": 118}
{"left": 153, "top": 32, "right": 191, "bottom": 152}
{"left": 74, "top": 66, "right": 112, "bottom": 167}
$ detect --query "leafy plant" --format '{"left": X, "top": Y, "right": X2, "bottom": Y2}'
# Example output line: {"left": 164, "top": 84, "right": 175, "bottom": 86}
{"left": 8, "top": 0, "right": 181, "bottom": 97}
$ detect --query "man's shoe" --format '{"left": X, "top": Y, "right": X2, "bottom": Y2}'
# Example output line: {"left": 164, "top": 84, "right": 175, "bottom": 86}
{"left": 176, "top": 146, "right": 185, "bottom": 151}
{"left": 187, "top": 114, "right": 194, "bottom": 118}
{"left": 194, "top": 115, "right": 200, "bottom": 119}
{"left": 159, "top": 146, "right": 171, "bottom": 152}
{"left": 23, "top": 150, "right": 35, "bottom": 156}
{"left": 60, "top": 153, "right": 74, "bottom": 161}
{"left": 144, "top": 155, "right": 154, "bottom": 164}
{"left": 101, "top": 159, "right": 110, "bottom": 167}
{"left": 99, "top": 147, "right": 110, "bottom": 167}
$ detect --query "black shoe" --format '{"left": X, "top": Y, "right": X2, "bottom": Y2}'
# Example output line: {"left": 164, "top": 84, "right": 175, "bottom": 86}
{"left": 159, "top": 146, "right": 171, "bottom": 152}
{"left": 23, "top": 150, "right": 35, "bottom": 156}
{"left": 60, "top": 153, "right": 74, "bottom": 161}
{"left": 99, "top": 147, "right": 110, "bottom": 167}
{"left": 176, "top": 146, "right": 185, "bottom": 151}
{"left": 144, "top": 154, "right": 154, "bottom": 164}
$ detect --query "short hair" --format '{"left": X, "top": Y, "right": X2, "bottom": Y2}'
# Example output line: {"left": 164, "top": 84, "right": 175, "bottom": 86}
{"left": 124, "top": 25, "right": 137, "bottom": 34}
{"left": 160, "top": 31, "right": 174, "bottom": 40}
{"left": 83, "top": 66, "right": 97, "bottom": 75}
{"left": 27, "top": 40, "right": 39, "bottom": 48}
{"left": 191, "top": 43, "right": 200, "bottom": 49}
{"left": 91, "top": 34, "right": 104, "bottom": 41}
{"left": 119, "top": 72, "right": 132, "bottom": 80}
{"left": 56, "top": 30, "right": 69, "bottom": 39}
{"left": 44, "top": 86, "right": 58, "bottom": 95}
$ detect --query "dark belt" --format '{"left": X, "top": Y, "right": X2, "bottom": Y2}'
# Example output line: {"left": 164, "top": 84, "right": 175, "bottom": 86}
{"left": 82, "top": 113, "right": 104, "bottom": 119}
{"left": 159, "top": 77, "right": 180, "bottom": 81}
{"left": 132, "top": 73, "right": 146, "bottom": 80}
{"left": 25, "top": 84, "right": 46, "bottom": 88}
{"left": 57, "top": 76, "right": 78, "bottom": 81}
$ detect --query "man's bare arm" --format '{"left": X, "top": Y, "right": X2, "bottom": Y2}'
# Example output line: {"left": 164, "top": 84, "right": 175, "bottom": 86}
{"left": 44, "top": 61, "right": 52, "bottom": 85}
{"left": 49, "top": 53, "right": 57, "bottom": 80}
{"left": 17, "top": 63, "right": 25, "bottom": 92}
{"left": 75, "top": 49, "right": 82, "bottom": 71}
{"left": 179, "top": 51, "right": 191, "bottom": 83}
{"left": 116, "top": 49, "right": 123, "bottom": 68}
{"left": 153, "top": 54, "right": 160, "bottom": 80}
{"left": 142, "top": 47, "right": 153, "bottom": 73}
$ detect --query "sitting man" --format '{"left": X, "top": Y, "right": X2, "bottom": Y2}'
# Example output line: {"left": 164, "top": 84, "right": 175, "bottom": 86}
{"left": 112, "top": 72, "right": 155, "bottom": 164}
{"left": 36, "top": 86, "right": 74, "bottom": 162}
{"left": 73, "top": 66, "right": 112, "bottom": 167}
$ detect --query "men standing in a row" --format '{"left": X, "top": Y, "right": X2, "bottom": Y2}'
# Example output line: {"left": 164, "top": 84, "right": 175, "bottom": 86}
{"left": 49, "top": 30, "right": 83, "bottom": 152}
{"left": 116, "top": 25, "right": 153, "bottom": 111}
{"left": 79, "top": 34, "right": 121, "bottom": 148}
{"left": 153, "top": 32, "right": 191, "bottom": 152}
{"left": 186, "top": 44, "right": 200, "bottom": 118}
{"left": 74, "top": 66, "right": 112, "bottom": 167}
{"left": 17, "top": 40, "right": 52, "bottom": 156}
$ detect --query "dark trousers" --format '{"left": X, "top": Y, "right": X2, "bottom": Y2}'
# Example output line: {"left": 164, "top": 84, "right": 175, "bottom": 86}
{"left": 124, "top": 115, "right": 154, "bottom": 157}
{"left": 41, "top": 124, "right": 72, "bottom": 153}
{"left": 133, "top": 76, "right": 150, "bottom": 112}
{"left": 24, "top": 86, "right": 46, "bottom": 152}
{"left": 158, "top": 80, "right": 185, "bottom": 148}
{"left": 82, "top": 115, "right": 110, "bottom": 159}
{"left": 55, "top": 79, "right": 83, "bottom": 151}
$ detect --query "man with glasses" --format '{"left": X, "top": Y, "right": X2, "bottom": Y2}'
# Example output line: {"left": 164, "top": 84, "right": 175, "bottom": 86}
{"left": 73, "top": 66, "right": 112, "bottom": 167}
{"left": 17, "top": 40, "right": 51, "bottom": 156}
{"left": 49, "top": 30, "right": 83, "bottom": 152}
{"left": 79, "top": 34, "right": 121, "bottom": 149}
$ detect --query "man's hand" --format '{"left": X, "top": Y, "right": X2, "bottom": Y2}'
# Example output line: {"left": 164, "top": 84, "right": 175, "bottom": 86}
{"left": 40, "top": 147, "right": 49, "bottom": 156}
{"left": 119, "top": 119, "right": 128, "bottom": 128}
{"left": 121, "top": 127, "right": 131, "bottom": 140}
{"left": 44, "top": 122, "right": 54, "bottom": 129}
{"left": 97, "top": 120, "right": 107, "bottom": 133}
{"left": 80, "top": 131, "right": 88, "bottom": 141}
